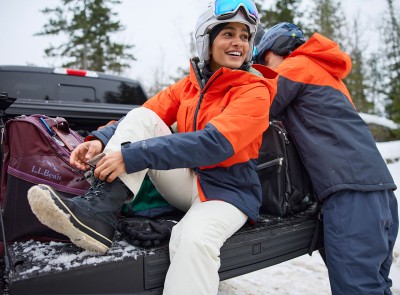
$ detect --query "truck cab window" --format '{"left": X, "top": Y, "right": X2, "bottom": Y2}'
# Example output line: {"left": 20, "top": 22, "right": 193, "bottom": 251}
{"left": 57, "top": 84, "right": 96, "bottom": 102}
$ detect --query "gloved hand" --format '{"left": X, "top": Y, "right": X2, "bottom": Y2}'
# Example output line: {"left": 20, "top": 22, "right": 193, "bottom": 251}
{"left": 117, "top": 217, "right": 177, "bottom": 248}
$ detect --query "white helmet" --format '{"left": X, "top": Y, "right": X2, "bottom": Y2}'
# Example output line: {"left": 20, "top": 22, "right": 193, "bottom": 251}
{"left": 195, "top": 0, "right": 260, "bottom": 66}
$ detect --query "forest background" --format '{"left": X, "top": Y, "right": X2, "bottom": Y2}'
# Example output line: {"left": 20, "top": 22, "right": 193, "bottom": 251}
{"left": 1, "top": 0, "right": 399, "bottom": 136}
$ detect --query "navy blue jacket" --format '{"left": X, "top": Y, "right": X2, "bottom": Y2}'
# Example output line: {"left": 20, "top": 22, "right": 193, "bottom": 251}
{"left": 267, "top": 33, "right": 396, "bottom": 201}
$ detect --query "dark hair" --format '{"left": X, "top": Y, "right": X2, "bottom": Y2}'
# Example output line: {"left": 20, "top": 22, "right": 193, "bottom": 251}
{"left": 209, "top": 23, "right": 227, "bottom": 46}
{"left": 209, "top": 22, "right": 251, "bottom": 46}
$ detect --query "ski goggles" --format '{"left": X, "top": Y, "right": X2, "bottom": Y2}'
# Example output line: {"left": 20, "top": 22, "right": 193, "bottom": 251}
{"left": 214, "top": 0, "right": 259, "bottom": 25}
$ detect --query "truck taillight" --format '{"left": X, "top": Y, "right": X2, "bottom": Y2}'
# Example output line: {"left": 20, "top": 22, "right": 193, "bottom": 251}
{"left": 53, "top": 68, "right": 99, "bottom": 78}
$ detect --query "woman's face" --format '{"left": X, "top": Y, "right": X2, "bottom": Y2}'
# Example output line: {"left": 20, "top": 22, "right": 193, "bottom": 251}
{"left": 210, "top": 22, "right": 250, "bottom": 72}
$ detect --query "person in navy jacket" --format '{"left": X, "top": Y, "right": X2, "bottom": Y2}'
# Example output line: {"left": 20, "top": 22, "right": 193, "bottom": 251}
{"left": 253, "top": 22, "right": 398, "bottom": 295}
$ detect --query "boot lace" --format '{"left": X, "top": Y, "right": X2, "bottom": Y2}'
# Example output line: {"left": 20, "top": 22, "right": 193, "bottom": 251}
{"left": 81, "top": 177, "right": 105, "bottom": 201}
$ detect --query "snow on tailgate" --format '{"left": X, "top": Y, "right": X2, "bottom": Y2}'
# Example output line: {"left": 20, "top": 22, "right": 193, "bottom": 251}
{"left": 10, "top": 238, "right": 151, "bottom": 279}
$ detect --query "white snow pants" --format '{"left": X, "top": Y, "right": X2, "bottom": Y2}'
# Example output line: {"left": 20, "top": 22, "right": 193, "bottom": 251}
{"left": 103, "top": 107, "right": 248, "bottom": 295}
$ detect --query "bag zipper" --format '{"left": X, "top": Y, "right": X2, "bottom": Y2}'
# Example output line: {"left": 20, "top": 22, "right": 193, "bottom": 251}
{"left": 257, "top": 157, "right": 283, "bottom": 171}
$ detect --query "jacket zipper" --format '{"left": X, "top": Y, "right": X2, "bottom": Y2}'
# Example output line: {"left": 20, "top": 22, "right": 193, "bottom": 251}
{"left": 193, "top": 93, "right": 204, "bottom": 131}
{"left": 192, "top": 71, "right": 222, "bottom": 131}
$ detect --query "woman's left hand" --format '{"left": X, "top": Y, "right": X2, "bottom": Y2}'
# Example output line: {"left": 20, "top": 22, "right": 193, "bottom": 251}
{"left": 94, "top": 151, "right": 127, "bottom": 182}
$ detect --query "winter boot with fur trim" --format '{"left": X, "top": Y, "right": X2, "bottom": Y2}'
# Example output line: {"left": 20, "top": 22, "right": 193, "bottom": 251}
{"left": 28, "top": 177, "right": 133, "bottom": 254}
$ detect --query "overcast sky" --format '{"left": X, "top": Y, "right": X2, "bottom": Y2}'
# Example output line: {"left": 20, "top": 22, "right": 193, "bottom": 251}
{"left": 0, "top": 0, "right": 385, "bottom": 90}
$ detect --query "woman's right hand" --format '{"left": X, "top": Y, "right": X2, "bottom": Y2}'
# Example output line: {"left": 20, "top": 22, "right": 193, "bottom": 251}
{"left": 70, "top": 140, "right": 103, "bottom": 171}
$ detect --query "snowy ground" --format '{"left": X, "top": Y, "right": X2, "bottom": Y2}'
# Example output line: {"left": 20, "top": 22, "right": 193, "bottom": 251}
{"left": 218, "top": 137, "right": 400, "bottom": 295}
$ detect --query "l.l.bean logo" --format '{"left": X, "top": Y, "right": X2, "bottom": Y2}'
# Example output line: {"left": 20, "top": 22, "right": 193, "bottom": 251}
{"left": 31, "top": 160, "right": 61, "bottom": 181}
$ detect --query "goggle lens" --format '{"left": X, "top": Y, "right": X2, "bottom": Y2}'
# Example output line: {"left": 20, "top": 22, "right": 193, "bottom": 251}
{"left": 214, "top": 0, "right": 259, "bottom": 24}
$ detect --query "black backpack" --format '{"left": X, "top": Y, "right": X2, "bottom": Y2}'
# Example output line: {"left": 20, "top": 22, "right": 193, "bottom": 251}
{"left": 257, "top": 120, "right": 318, "bottom": 217}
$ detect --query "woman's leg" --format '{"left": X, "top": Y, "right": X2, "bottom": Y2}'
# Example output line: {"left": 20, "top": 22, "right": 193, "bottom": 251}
{"left": 103, "top": 107, "right": 197, "bottom": 211}
{"left": 28, "top": 107, "right": 197, "bottom": 254}
{"left": 103, "top": 107, "right": 172, "bottom": 195}
{"left": 147, "top": 168, "right": 198, "bottom": 212}
{"left": 105, "top": 107, "right": 248, "bottom": 295}
{"left": 163, "top": 199, "right": 248, "bottom": 295}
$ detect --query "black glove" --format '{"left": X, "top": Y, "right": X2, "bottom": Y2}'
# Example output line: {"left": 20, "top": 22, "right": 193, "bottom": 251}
{"left": 117, "top": 217, "right": 177, "bottom": 248}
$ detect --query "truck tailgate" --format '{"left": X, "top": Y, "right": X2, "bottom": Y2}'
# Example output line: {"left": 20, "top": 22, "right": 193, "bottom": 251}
{"left": 6, "top": 214, "right": 323, "bottom": 295}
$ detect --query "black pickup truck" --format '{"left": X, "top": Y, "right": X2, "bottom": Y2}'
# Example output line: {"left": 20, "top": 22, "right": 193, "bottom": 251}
{"left": 0, "top": 65, "right": 323, "bottom": 295}
{"left": 0, "top": 65, "right": 148, "bottom": 135}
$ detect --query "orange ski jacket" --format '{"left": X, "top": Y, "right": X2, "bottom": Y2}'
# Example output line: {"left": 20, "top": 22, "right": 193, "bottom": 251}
{"left": 93, "top": 59, "right": 277, "bottom": 221}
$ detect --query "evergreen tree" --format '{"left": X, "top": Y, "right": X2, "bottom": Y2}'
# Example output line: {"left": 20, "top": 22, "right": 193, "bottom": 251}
{"left": 256, "top": 0, "right": 303, "bottom": 29}
{"left": 367, "top": 52, "right": 387, "bottom": 116}
{"left": 382, "top": 0, "right": 400, "bottom": 123}
{"left": 304, "top": 0, "right": 347, "bottom": 47}
{"left": 345, "top": 17, "right": 374, "bottom": 113}
{"left": 36, "top": 0, "right": 134, "bottom": 74}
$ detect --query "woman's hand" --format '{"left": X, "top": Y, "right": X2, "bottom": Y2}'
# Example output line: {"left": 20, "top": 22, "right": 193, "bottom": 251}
{"left": 94, "top": 151, "right": 127, "bottom": 182}
{"left": 70, "top": 140, "right": 103, "bottom": 171}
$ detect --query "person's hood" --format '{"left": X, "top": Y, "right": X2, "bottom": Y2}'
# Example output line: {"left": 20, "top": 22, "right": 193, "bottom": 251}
{"left": 290, "top": 32, "right": 352, "bottom": 79}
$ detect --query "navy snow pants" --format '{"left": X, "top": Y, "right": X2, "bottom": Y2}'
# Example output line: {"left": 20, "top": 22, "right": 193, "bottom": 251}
{"left": 323, "top": 189, "right": 398, "bottom": 295}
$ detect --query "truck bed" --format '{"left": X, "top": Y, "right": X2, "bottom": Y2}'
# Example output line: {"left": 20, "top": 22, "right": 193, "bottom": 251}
{"left": 4, "top": 213, "right": 323, "bottom": 295}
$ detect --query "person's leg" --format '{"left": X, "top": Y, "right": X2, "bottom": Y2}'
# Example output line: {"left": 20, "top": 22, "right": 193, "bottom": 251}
{"left": 147, "top": 168, "right": 198, "bottom": 213}
{"left": 103, "top": 107, "right": 173, "bottom": 195}
{"left": 28, "top": 107, "right": 190, "bottom": 253}
{"left": 162, "top": 199, "right": 248, "bottom": 295}
{"left": 381, "top": 190, "right": 399, "bottom": 295}
{"left": 109, "top": 107, "right": 199, "bottom": 212}
{"left": 323, "top": 190, "right": 397, "bottom": 295}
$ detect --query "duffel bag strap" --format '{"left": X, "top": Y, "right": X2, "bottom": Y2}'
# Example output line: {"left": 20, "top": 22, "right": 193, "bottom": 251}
{"left": 41, "top": 117, "right": 81, "bottom": 151}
